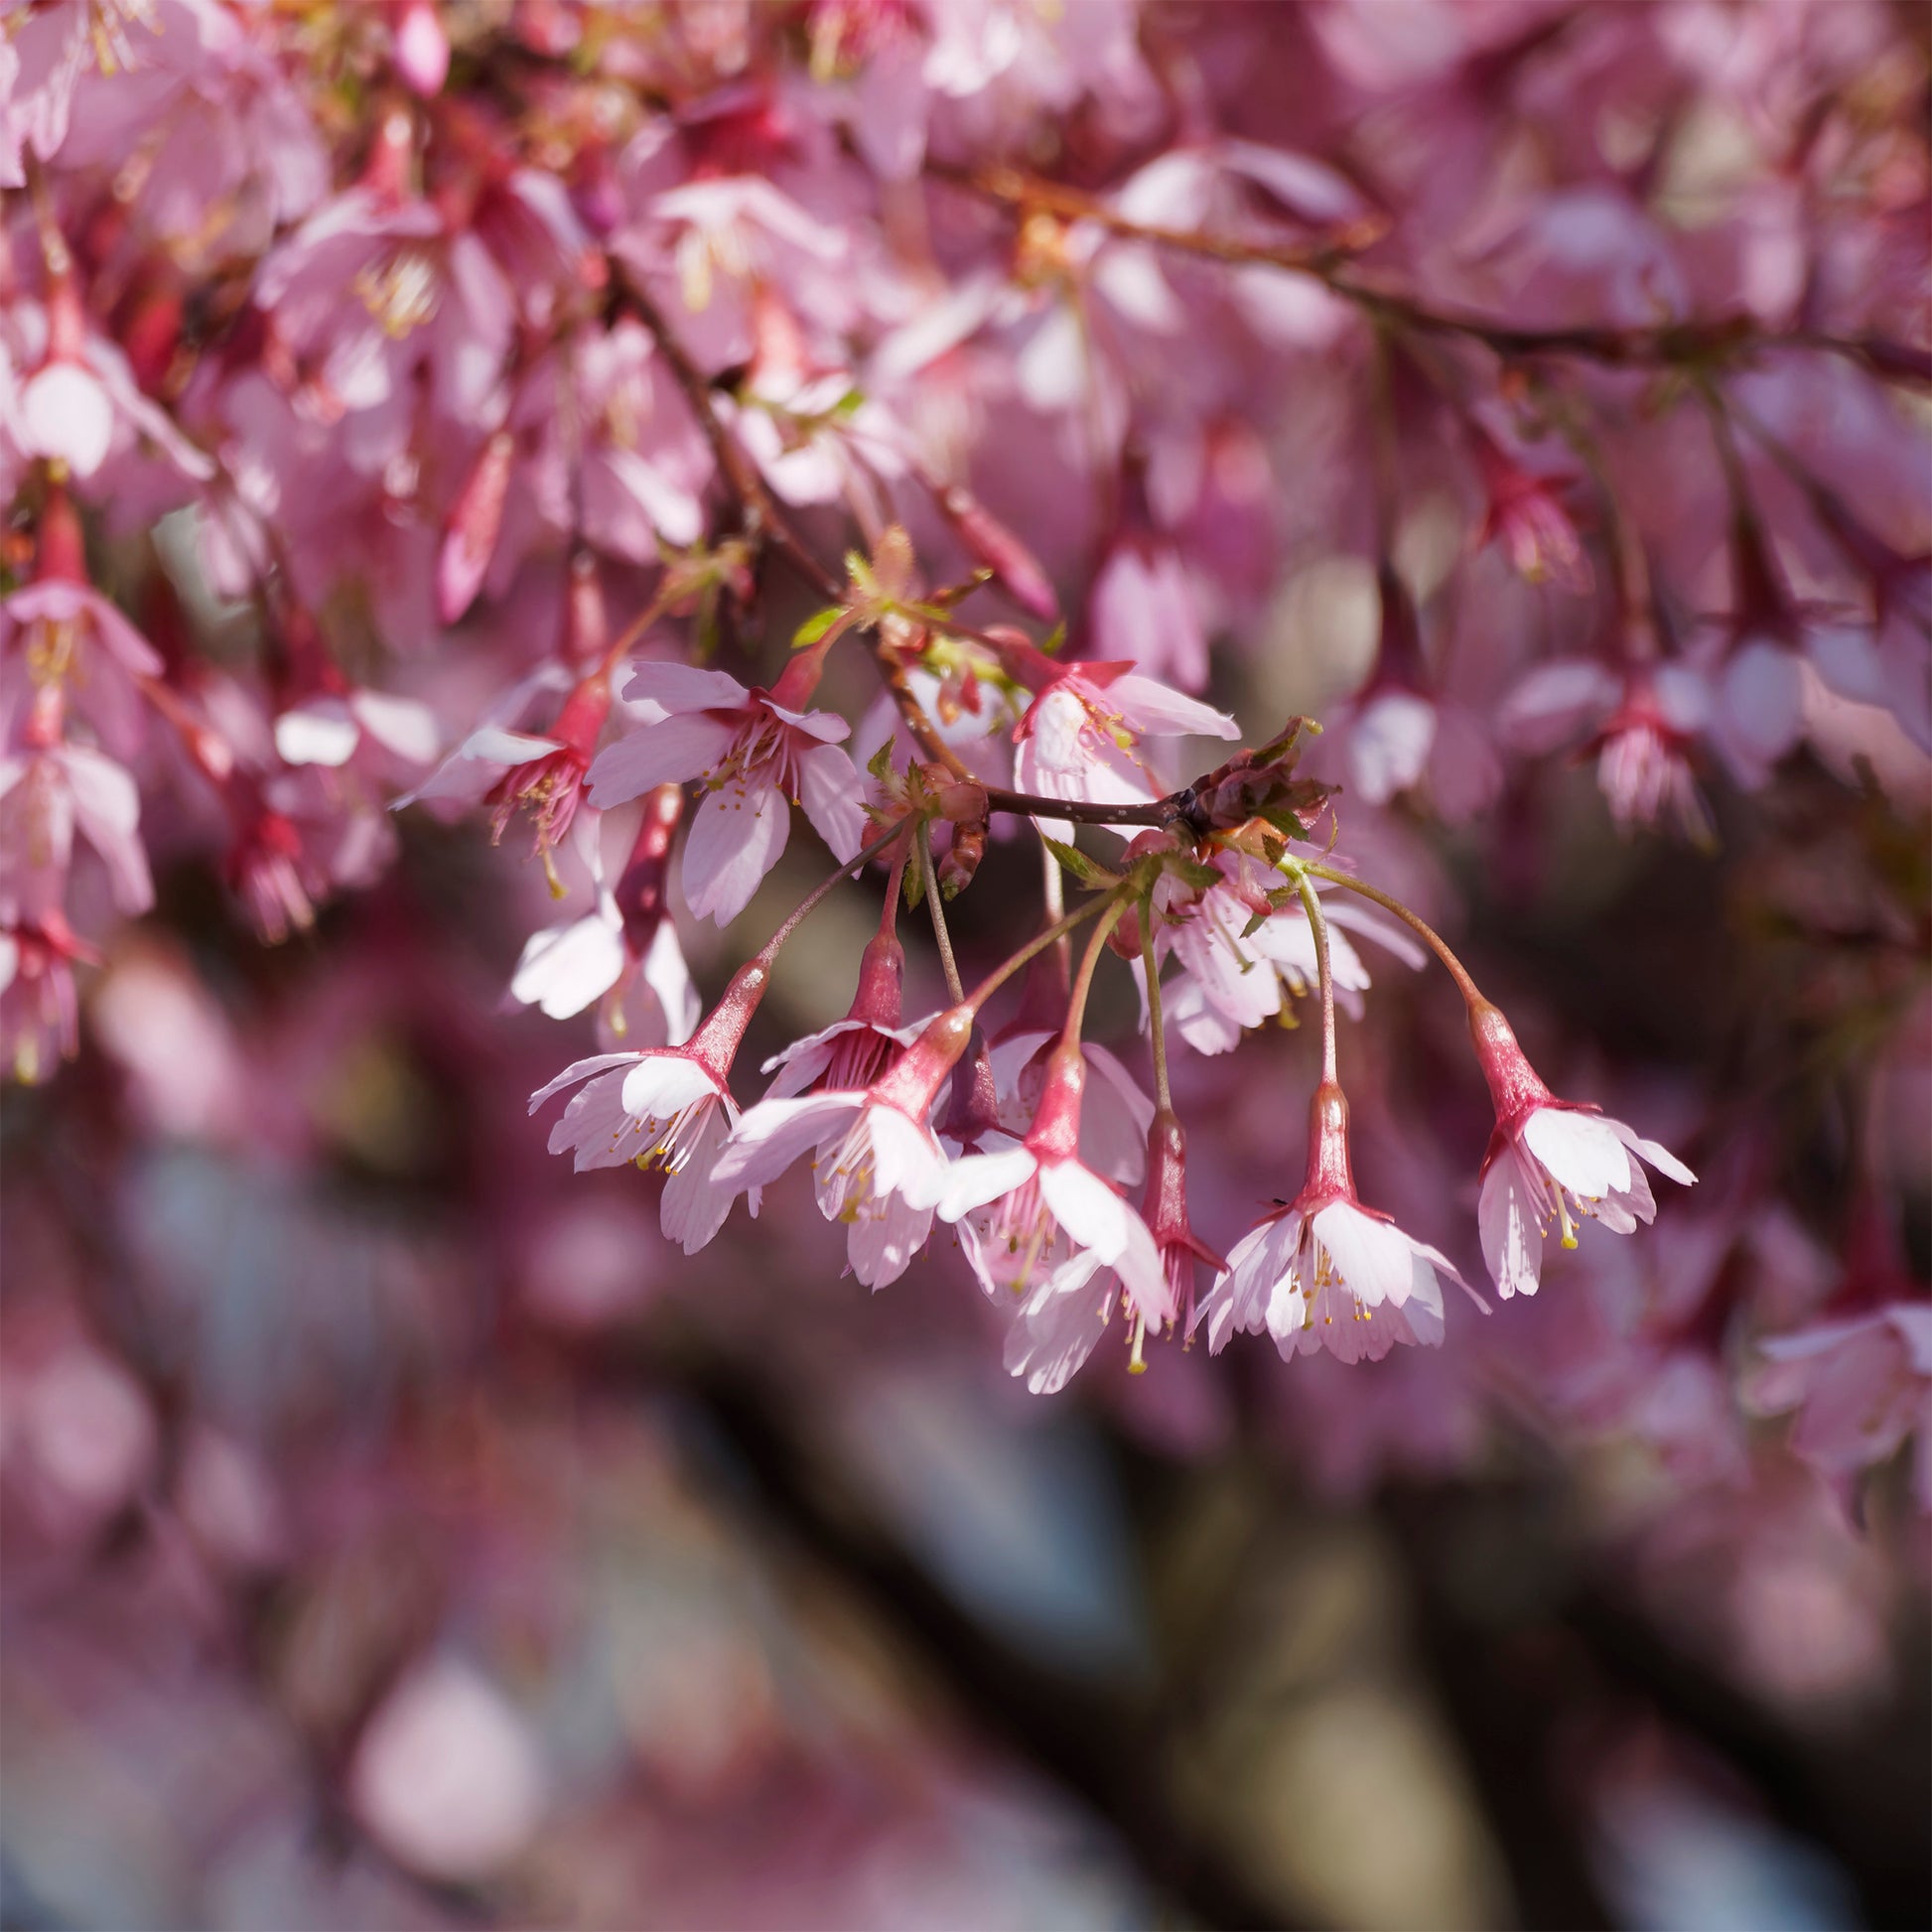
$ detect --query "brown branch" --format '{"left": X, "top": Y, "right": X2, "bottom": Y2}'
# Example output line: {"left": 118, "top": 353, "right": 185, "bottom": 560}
{"left": 941, "top": 163, "right": 1932, "bottom": 386}
{"left": 934, "top": 160, "right": 1385, "bottom": 275}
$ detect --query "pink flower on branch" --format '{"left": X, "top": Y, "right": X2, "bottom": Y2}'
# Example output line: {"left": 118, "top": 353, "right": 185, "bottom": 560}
{"left": 530, "top": 956, "right": 779, "bottom": 1254}
{"left": 937, "top": 1041, "right": 1173, "bottom": 1330}
{"left": 714, "top": 1004, "right": 973, "bottom": 1290}
{"left": 588, "top": 655, "right": 867, "bottom": 926}
{"left": 1469, "top": 1002, "right": 1696, "bottom": 1301}
{"left": 994, "top": 632, "right": 1238, "bottom": 835}
{"left": 1196, "top": 1082, "right": 1475, "bottom": 1366}
{"left": 1001, "top": 1107, "right": 1222, "bottom": 1395}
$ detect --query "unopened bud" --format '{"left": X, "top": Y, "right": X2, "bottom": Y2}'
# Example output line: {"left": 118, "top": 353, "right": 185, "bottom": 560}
{"left": 438, "top": 431, "right": 515, "bottom": 624}
{"left": 932, "top": 779, "right": 988, "bottom": 824}
{"left": 938, "top": 819, "right": 985, "bottom": 897}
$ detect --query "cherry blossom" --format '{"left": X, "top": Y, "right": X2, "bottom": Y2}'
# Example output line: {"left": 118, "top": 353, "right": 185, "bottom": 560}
{"left": 1197, "top": 1083, "right": 1472, "bottom": 1365}
{"left": 714, "top": 1006, "right": 973, "bottom": 1290}
{"left": 589, "top": 660, "right": 867, "bottom": 924}
{"left": 937, "top": 1042, "right": 1173, "bottom": 1330}
{"left": 1469, "top": 1003, "right": 1697, "bottom": 1300}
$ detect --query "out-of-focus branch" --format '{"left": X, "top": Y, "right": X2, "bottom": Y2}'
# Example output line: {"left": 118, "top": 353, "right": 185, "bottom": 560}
{"left": 941, "top": 164, "right": 1932, "bottom": 386}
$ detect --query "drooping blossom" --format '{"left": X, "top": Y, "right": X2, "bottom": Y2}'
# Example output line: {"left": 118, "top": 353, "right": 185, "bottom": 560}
{"left": 1310, "top": 565, "right": 1502, "bottom": 822}
{"left": 0, "top": 913, "right": 92, "bottom": 1084}
{"left": 1144, "top": 848, "right": 1422, "bottom": 1055}
{"left": 1500, "top": 654, "right": 1717, "bottom": 843}
{"left": 1, "top": 487, "right": 163, "bottom": 758}
{"left": 759, "top": 883, "right": 918, "bottom": 1100}
{"left": 510, "top": 786, "right": 700, "bottom": 1047}
{"left": 714, "top": 1005, "right": 974, "bottom": 1290}
{"left": 937, "top": 1041, "right": 1173, "bottom": 1330}
{"left": 1749, "top": 1305, "right": 1932, "bottom": 1511}
{"left": 588, "top": 657, "right": 867, "bottom": 925}
{"left": 1196, "top": 1082, "right": 1472, "bottom": 1364}
{"left": 1003, "top": 1107, "right": 1222, "bottom": 1395}
{"left": 1469, "top": 1001, "right": 1697, "bottom": 1300}
{"left": 1471, "top": 422, "right": 1591, "bottom": 591}
{"left": 531, "top": 958, "right": 776, "bottom": 1253}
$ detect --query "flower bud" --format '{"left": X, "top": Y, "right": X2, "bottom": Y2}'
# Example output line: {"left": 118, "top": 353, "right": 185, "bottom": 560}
{"left": 938, "top": 818, "right": 985, "bottom": 897}
{"left": 438, "top": 431, "right": 514, "bottom": 624}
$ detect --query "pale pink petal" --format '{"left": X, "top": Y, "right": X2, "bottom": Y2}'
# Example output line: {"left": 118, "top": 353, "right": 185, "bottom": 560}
{"left": 937, "top": 1147, "right": 1037, "bottom": 1220}
{"left": 639, "top": 919, "right": 701, "bottom": 1045}
{"left": 1309, "top": 1199, "right": 1418, "bottom": 1308}
{"left": 846, "top": 1188, "right": 934, "bottom": 1289}
{"left": 1498, "top": 660, "right": 1620, "bottom": 754}
{"left": 349, "top": 691, "right": 442, "bottom": 765}
{"left": 795, "top": 742, "right": 868, "bottom": 863}
{"left": 1478, "top": 1154, "right": 1543, "bottom": 1299}
{"left": 619, "top": 660, "right": 751, "bottom": 716}
{"left": 1105, "top": 673, "right": 1240, "bottom": 740}
{"left": 1610, "top": 1120, "right": 1698, "bottom": 1187}
{"left": 1348, "top": 690, "right": 1436, "bottom": 804}
{"left": 275, "top": 698, "right": 361, "bottom": 767}
{"left": 1035, "top": 1158, "right": 1132, "bottom": 1260}
{"left": 713, "top": 1093, "right": 862, "bottom": 1189}
{"left": 511, "top": 913, "right": 625, "bottom": 1020}
{"left": 20, "top": 362, "right": 113, "bottom": 478}
{"left": 1522, "top": 1106, "right": 1633, "bottom": 1199}
{"left": 529, "top": 1050, "right": 641, "bottom": 1110}
{"left": 680, "top": 777, "right": 789, "bottom": 925}
{"left": 588, "top": 712, "right": 739, "bottom": 803}
{"left": 865, "top": 1107, "right": 950, "bottom": 1210}
{"left": 1004, "top": 1256, "right": 1113, "bottom": 1395}
{"left": 619, "top": 1053, "right": 719, "bottom": 1121}
{"left": 659, "top": 1104, "right": 739, "bottom": 1253}
{"left": 64, "top": 748, "right": 152, "bottom": 914}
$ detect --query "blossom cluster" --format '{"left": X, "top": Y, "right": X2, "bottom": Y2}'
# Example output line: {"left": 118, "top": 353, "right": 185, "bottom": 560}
{"left": 2, "top": 0, "right": 1926, "bottom": 1471}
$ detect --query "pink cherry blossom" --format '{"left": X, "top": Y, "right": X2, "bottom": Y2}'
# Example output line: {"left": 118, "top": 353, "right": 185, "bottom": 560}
{"left": 715, "top": 1006, "right": 973, "bottom": 1290}
{"left": 1470, "top": 1003, "right": 1697, "bottom": 1300}
{"left": 1003, "top": 644, "right": 1238, "bottom": 829}
{"left": 1144, "top": 850, "right": 1422, "bottom": 1055}
{"left": 531, "top": 1048, "right": 748, "bottom": 1253}
{"left": 0, "top": 913, "right": 90, "bottom": 1083}
{"left": 1501, "top": 655, "right": 1718, "bottom": 842}
{"left": 937, "top": 1042, "right": 1173, "bottom": 1331}
{"left": 1196, "top": 1083, "right": 1473, "bottom": 1365}
{"left": 1749, "top": 1305, "right": 1932, "bottom": 1509}
{"left": 589, "top": 660, "right": 867, "bottom": 925}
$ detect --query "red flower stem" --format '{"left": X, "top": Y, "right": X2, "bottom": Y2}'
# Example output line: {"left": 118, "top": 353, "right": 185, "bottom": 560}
{"left": 1300, "top": 860, "right": 1488, "bottom": 1009}
{"left": 878, "top": 832, "right": 910, "bottom": 945}
{"left": 1289, "top": 875, "right": 1339, "bottom": 1087}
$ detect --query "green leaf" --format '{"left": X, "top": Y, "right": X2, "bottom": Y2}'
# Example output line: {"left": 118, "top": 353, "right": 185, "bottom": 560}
{"left": 792, "top": 606, "right": 845, "bottom": 648}
{"left": 1038, "top": 620, "right": 1066, "bottom": 656}
{"left": 1167, "top": 855, "right": 1223, "bottom": 893}
{"left": 866, "top": 740, "right": 897, "bottom": 785}
{"left": 1040, "top": 836, "right": 1121, "bottom": 891}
